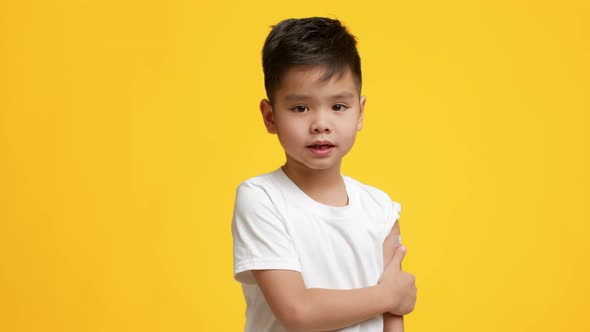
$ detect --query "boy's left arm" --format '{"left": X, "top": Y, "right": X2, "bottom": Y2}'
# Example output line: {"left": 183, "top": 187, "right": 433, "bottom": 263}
{"left": 383, "top": 220, "right": 404, "bottom": 332}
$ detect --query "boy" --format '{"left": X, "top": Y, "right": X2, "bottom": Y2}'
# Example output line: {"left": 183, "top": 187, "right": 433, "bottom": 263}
{"left": 232, "top": 17, "right": 417, "bottom": 332}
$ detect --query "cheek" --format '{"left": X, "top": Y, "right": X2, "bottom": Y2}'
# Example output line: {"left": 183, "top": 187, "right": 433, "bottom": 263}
{"left": 341, "top": 120, "right": 360, "bottom": 136}
{"left": 340, "top": 123, "right": 360, "bottom": 146}
{"left": 276, "top": 123, "right": 304, "bottom": 146}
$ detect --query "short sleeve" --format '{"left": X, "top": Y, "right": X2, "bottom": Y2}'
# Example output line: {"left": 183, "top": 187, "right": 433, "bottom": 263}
{"left": 381, "top": 198, "right": 402, "bottom": 241}
{"left": 231, "top": 181, "right": 301, "bottom": 284}
{"left": 392, "top": 200, "right": 402, "bottom": 223}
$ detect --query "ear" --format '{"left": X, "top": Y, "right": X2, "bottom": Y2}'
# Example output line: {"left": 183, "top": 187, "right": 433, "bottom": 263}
{"left": 357, "top": 95, "right": 366, "bottom": 131}
{"left": 260, "top": 99, "right": 277, "bottom": 134}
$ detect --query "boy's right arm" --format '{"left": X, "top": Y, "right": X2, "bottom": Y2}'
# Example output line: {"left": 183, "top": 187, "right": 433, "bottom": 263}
{"left": 251, "top": 246, "right": 415, "bottom": 332}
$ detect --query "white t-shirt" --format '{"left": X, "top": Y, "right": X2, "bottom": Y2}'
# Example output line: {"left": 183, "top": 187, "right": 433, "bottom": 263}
{"left": 232, "top": 168, "right": 401, "bottom": 332}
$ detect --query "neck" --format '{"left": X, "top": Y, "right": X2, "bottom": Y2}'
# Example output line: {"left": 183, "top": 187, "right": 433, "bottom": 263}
{"left": 281, "top": 160, "right": 348, "bottom": 207}
{"left": 282, "top": 162, "right": 342, "bottom": 189}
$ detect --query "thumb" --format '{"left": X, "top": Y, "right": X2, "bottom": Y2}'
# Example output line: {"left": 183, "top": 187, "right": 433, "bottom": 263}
{"left": 390, "top": 245, "right": 407, "bottom": 270}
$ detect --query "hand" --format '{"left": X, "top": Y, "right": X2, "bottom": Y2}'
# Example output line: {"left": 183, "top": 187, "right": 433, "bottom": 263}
{"left": 378, "top": 246, "right": 417, "bottom": 315}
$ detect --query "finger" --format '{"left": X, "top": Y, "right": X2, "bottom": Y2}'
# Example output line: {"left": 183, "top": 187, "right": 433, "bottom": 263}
{"left": 390, "top": 245, "right": 406, "bottom": 270}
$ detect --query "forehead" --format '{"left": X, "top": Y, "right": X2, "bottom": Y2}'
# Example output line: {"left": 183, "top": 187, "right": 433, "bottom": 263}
{"left": 274, "top": 66, "right": 359, "bottom": 101}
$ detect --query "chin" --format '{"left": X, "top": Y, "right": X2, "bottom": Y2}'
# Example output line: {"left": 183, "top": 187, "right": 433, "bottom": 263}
{"left": 285, "top": 152, "right": 345, "bottom": 172}
{"left": 303, "top": 160, "right": 342, "bottom": 171}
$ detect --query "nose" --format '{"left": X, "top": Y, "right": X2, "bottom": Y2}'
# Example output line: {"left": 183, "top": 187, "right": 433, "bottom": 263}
{"left": 310, "top": 111, "right": 331, "bottom": 134}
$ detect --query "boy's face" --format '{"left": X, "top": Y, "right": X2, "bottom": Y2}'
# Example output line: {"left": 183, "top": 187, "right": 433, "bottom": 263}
{"left": 260, "top": 65, "right": 365, "bottom": 173}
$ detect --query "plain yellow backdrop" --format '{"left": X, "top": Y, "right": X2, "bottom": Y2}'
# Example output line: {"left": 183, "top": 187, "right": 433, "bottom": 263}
{"left": 1, "top": 0, "right": 588, "bottom": 331}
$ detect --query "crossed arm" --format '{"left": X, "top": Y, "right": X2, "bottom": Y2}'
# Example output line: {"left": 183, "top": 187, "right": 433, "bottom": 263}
{"left": 383, "top": 221, "right": 405, "bottom": 332}
{"left": 251, "top": 221, "right": 415, "bottom": 332}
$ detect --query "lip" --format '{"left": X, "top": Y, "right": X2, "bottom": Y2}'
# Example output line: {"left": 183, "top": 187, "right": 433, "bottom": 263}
{"left": 307, "top": 141, "right": 335, "bottom": 157}
{"left": 307, "top": 140, "right": 335, "bottom": 147}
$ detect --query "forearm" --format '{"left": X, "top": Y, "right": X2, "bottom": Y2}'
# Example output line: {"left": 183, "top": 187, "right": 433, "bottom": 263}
{"left": 383, "top": 313, "right": 404, "bottom": 332}
{"left": 282, "top": 284, "right": 391, "bottom": 332}
{"left": 383, "top": 221, "right": 405, "bottom": 332}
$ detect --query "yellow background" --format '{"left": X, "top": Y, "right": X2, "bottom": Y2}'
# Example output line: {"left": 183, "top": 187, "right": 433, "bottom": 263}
{"left": 1, "top": 0, "right": 588, "bottom": 331}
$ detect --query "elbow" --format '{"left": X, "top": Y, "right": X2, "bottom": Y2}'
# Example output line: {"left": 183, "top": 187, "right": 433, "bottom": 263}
{"left": 274, "top": 301, "right": 312, "bottom": 332}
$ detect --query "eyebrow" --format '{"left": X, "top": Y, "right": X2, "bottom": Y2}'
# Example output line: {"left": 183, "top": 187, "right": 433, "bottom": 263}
{"left": 330, "top": 92, "right": 355, "bottom": 99}
{"left": 284, "top": 94, "right": 309, "bottom": 101}
{"left": 283, "top": 92, "right": 355, "bottom": 101}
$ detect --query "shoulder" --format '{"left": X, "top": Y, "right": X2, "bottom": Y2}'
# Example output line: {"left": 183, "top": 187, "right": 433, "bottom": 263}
{"left": 236, "top": 171, "right": 274, "bottom": 195}
{"left": 235, "top": 169, "right": 283, "bottom": 196}
{"left": 234, "top": 169, "right": 286, "bottom": 212}
{"left": 345, "top": 175, "right": 392, "bottom": 203}
{"left": 345, "top": 175, "right": 402, "bottom": 217}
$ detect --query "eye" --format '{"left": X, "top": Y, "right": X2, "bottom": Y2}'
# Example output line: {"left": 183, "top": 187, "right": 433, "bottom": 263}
{"left": 291, "top": 105, "right": 309, "bottom": 113}
{"left": 332, "top": 104, "right": 348, "bottom": 111}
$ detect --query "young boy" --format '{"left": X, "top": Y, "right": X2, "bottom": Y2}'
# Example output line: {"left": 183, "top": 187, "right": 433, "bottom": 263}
{"left": 232, "top": 17, "right": 417, "bottom": 332}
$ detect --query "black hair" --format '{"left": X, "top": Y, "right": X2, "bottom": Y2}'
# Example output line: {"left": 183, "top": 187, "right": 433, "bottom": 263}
{"left": 262, "top": 17, "right": 362, "bottom": 102}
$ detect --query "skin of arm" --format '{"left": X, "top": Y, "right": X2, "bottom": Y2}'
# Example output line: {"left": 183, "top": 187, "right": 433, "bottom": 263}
{"left": 251, "top": 229, "right": 415, "bottom": 332}
{"left": 252, "top": 246, "right": 414, "bottom": 332}
{"left": 383, "top": 221, "right": 405, "bottom": 331}
{"left": 252, "top": 269, "right": 392, "bottom": 332}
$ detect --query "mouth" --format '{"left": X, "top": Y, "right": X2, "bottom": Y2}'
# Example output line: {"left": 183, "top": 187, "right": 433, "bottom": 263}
{"left": 307, "top": 141, "right": 335, "bottom": 150}
{"left": 307, "top": 144, "right": 334, "bottom": 150}
{"left": 306, "top": 141, "right": 336, "bottom": 157}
